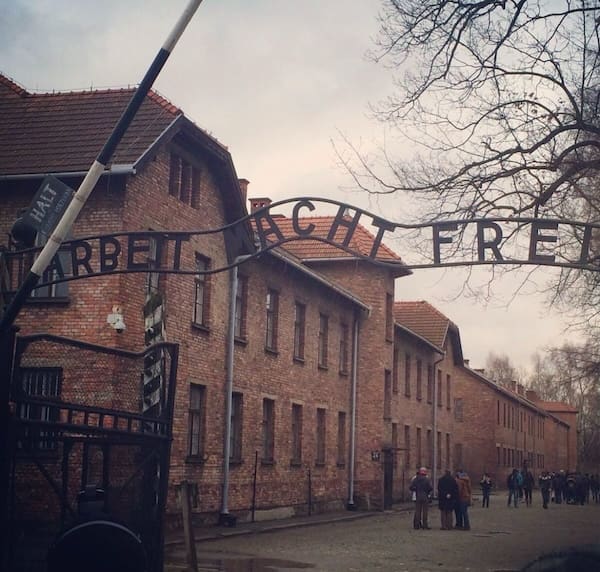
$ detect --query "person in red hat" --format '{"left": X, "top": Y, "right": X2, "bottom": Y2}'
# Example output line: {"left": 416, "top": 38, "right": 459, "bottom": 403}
{"left": 410, "top": 467, "right": 433, "bottom": 529}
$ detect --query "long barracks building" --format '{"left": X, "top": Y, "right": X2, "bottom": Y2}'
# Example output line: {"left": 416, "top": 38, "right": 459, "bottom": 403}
{"left": 0, "top": 74, "right": 577, "bottom": 531}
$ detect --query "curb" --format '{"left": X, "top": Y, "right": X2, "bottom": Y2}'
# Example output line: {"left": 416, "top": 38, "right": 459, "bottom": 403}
{"left": 165, "top": 506, "right": 413, "bottom": 546}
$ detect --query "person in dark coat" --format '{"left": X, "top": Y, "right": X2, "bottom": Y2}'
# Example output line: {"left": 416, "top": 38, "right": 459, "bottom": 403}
{"left": 539, "top": 470, "right": 552, "bottom": 509}
{"left": 523, "top": 468, "right": 535, "bottom": 507}
{"left": 438, "top": 469, "right": 459, "bottom": 530}
{"left": 480, "top": 473, "right": 493, "bottom": 508}
{"left": 410, "top": 466, "right": 433, "bottom": 529}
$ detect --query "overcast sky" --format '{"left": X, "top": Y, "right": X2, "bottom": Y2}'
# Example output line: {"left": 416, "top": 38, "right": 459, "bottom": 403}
{"left": 1, "top": 0, "right": 581, "bottom": 374}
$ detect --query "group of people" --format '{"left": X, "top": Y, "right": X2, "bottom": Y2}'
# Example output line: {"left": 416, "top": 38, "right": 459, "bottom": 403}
{"left": 409, "top": 467, "right": 472, "bottom": 531}
{"left": 409, "top": 466, "right": 600, "bottom": 530}
{"left": 506, "top": 467, "right": 600, "bottom": 509}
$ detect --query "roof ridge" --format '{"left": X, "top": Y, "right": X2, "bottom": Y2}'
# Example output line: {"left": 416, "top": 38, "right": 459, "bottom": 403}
{"left": 0, "top": 72, "right": 28, "bottom": 96}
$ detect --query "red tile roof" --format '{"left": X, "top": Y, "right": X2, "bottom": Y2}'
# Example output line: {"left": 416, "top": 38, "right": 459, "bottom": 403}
{"left": 265, "top": 215, "right": 408, "bottom": 271}
{"left": 0, "top": 74, "right": 181, "bottom": 176}
{"left": 394, "top": 300, "right": 452, "bottom": 349}
{"left": 537, "top": 401, "right": 579, "bottom": 414}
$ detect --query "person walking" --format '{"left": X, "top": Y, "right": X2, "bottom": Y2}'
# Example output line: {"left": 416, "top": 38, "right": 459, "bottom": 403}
{"left": 539, "top": 470, "right": 552, "bottom": 509}
{"left": 410, "top": 467, "right": 433, "bottom": 530}
{"left": 480, "top": 473, "right": 493, "bottom": 508}
{"left": 438, "top": 469, "right": 459, "bottom": 530}
{"left": 523, "top": 468, "right": 534, "bottom": 507}
{"left": 456, "top": 469, "right": 472, "bottom": 531}
{"left": 507, "top": 469, "right": 519, "bottom": 508}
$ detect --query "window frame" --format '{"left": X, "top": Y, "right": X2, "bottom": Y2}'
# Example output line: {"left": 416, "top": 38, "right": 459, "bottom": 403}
{"left": 261, "top": 398, "right": 275, "bottom": 464}
{"left": 187, "top": 384, "right": 206, "bottom": 460}
{"left": 293, "top": 302, "right": 306, "bottom": 361}
{"left": 318, "top": 313, "right": 329, "bottom": 369}
{"left": 265, "top": 288, "right": 279, "bottom": 352}
{"left": 192, "top": 254, "right": 211, "bottom": 329}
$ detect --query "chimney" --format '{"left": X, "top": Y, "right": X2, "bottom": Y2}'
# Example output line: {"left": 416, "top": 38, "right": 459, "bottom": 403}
{"left": 517, "top": 383, "right": 525, "bottom": 396}
{"left": 526, "top": 390, "right": 539, "bottom": 402}
{"left": 463, "top": 359, "right": 470, "bottom": 367}
{"left": 474, "top": 368, "right": 485, "bottom": 375}
{"left": 238, "top": 178, "right": 249, "bottom": 204}
{"left": 249, "top": 197, "right": 272, "bottom": 214}
{"left": 510, "top": 380, "right": 517, "bottom": 392}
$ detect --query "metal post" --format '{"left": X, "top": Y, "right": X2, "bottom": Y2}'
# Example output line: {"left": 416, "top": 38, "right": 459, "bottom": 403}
{"left": 308, "top": 467, "right": 312, "bottom": 516}
{"left": 181, "top": 481, "right": 198, "bottom": 572}
{"left": 251, "top": 450, "right": 258, "bottom": 523}
{"left": 0, "top": 327, "right": 17, "bottom": 572}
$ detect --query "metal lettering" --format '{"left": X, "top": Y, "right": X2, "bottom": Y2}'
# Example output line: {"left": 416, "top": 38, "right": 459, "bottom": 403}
{"left": 253, "top": 211, "right": 284, "bottom": 249}
{"left": 70, "top": 241, "right": 94, "bottom": 276}
{"left": 127, "top": 235, "right": 152, "bottom": 270}
{"left": 433, "top": 222, "right": 458, "bottom": 264}
{"left": 327, "top": 205, "right": 360, "bottom": 246}
{"left": 476, "top": 221, "right": 504, "bottom": 261}
{"left": 292, "top": 200, "right": 316, "bottom": 236}
{"left": 369, "top": 217, "right": 396, "bottom": 259}
{"left": 529, "top": 221, "right": 558, "bottom": 263}
{"left": 100, "top": 236, "right": 122, "bottom": 272}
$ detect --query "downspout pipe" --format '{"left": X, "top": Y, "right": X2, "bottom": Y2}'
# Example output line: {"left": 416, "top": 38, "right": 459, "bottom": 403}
{"left": 221, "top": 255, "right": 251, "bottom": 520}
{"left": 347, "top": 309, "right": 361, "bottom": 510}
{"left": 432, "top": 351, "right": 445, "bottom": 494}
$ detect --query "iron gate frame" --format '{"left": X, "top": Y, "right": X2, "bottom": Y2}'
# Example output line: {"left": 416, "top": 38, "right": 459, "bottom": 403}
{"left": 3, "top": 332, "right": 179, "bottom": 572}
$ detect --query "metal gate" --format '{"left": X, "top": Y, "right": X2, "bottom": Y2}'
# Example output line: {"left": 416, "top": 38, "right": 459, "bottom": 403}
{"left": 3, "top": 332, "right": 178, "bottom": 572}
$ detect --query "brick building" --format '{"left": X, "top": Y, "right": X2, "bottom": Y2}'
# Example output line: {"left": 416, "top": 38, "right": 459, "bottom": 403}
{"left": 393, "top": 300, "right": 577, "bottom": 489}
{"left": 0, "top": 72, "right": 578, "bottom": 540}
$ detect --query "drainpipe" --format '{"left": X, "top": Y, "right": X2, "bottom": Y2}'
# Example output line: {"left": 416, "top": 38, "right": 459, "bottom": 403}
{"left": 432, "top": 352, "right": 445, "bottom": 493}
{"left": 347, "top": 309, "right": 361, "bottom": 510}
{"left": 221, "top": 255, "right": 251, "bottom": 521}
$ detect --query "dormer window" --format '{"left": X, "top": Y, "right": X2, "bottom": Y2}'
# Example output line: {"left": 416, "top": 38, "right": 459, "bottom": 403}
{"left": 169, "top": 151, "right": 201, "bottom": 208}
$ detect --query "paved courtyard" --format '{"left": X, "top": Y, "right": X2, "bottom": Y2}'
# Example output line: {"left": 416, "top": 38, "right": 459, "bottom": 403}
{"left": 165, "top": 495, "right": 600, "bottom": 571}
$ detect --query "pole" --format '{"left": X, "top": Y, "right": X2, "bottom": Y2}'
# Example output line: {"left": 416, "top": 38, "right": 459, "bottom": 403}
{"left": 0, "top": 327, "right": 17, "bottom": 572}
{"left": 0, "top": 0, "right": 204, "bottom": 335}
{"left": 251, "top": 450, "right": 258, "bottom": 523}
{"left": 347, "top": 311, "right": 360, "bottom": 510}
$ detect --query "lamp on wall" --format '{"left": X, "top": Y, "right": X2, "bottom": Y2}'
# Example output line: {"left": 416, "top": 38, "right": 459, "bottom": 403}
{"left": 107, "top": 305, "right": 126, "bottom": 333}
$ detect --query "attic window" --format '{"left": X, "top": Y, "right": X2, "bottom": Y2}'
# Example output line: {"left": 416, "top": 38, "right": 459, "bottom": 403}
{"left": 169, "top": 152, "right": 201, "bottom": 208}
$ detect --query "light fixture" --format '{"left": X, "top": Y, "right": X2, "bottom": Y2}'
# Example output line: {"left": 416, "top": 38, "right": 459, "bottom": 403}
{"left": 107, "top": 305, "right": 126, "bottom": 333}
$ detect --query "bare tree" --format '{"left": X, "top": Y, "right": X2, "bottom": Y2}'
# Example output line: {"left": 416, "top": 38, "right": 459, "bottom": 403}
{"left": 528, "top": 343, "right": 600, "bottom": 469}
{"left": 485, "top": 351, "right": 521, "bottom": 386}
{"left": 343, "top": 0, "right": 600, "bottom": 221}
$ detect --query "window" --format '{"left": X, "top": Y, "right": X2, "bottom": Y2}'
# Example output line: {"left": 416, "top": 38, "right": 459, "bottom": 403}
{"left": 230, "top": 392, "right": 243, "bottom": 462}
{"left": 337, "top": 412, "right": 346, "bottom": 465}
{"left": 416, "top": 427, "right": 422, "bottom": 468}
{"left": 454, "top": 398, "right": 464, "bottom": 422}
{"left": 316, "top": 408, "right": 326, "bottom": 464}
{"left": 497, "top": 446, "right": 501, "bottom": 466}
{"left": 404, "top": 425, "right": 411, "bottom": 468}
{"left": 416, "top": 359, "right": 422, "bottom": 400}
{"left": 234, "top": 275, "right": 248, "bottom": 340}
{"left": 294, "top": 302, "right": 306, "bottom": 360}
{"left": 385, "top": 293, "right": 394, "bottom": 341}
{"left": 445, "top": 433, "right": 450, "bottom": 470}
{"left": 404, "top": 354, "right": 411, "bottom": 397}
{"left": 291, "top": 404, "right": 303, "bottom": 465}
{"left": 437, "top": 431, "right": 442, "bottom": 469}
{"left": 193, "top": 255, "right": 210, "bottom": 327}
{"left": 169, "top": 152, "right": 201, "bottom": 208}
{"left": 503, "top": 403, "right": 506, "bottom": 427}
{"left": 384, "top": 369, "right": 392, "bottom": 420}
{"left": 318, "top": 313, "right": 329, "bottom": 368}
{"left": 188, "top": 384, "right": 206, "bottom": 458}
{"left": 262, "top": 398, "right": 275, "bottom": 463}
{"left": 339, "top": 322, "right": 349, "bottom": 374}
{"left": 497, "top": 400, "right": 500, "bottom": 425}
{"left": 437, "top": 369, "right": 442, "bottom": 407}
{"left": 392, "top": 346, "right": 399, "bottom": 394}
{"left": 426, "top": 365, "right": 433, "bottom": 403}
{"left": 454, "top": 443, "right": 463, "bottom": 469}
{"left": 18, "top": 368, "right": 61, "bottom": 450}
{"left": 265, "top": 289, "right": 279, "bottom": 351}
{"left": 446, "top": 374, "right": 451, "bottom": 409}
